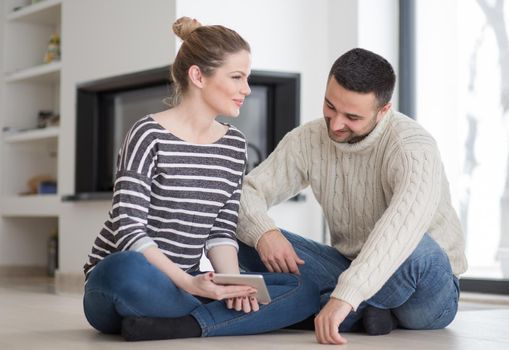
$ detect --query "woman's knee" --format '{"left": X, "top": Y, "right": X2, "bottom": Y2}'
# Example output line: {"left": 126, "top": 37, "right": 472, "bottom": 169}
{"left": 87, "top": 251, "right": 172, "bottom": 297}
{"left": 83, "top": 290, "right": 123, "bottom": 334}
{"left": 89, "top": 251, "right": 145, "bottom": 277}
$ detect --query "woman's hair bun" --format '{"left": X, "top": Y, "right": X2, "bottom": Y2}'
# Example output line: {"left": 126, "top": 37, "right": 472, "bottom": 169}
{"left": 172, "top": 17, "right": 202, "bottom": 41}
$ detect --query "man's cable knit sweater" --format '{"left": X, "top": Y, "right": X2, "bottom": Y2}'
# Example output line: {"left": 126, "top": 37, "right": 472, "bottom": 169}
{"left": 237, "top": 110, "right": 468, "bottom": 310}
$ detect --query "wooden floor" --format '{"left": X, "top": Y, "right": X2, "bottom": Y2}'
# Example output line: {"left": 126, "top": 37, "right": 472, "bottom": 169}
{"left": 1, "top": 277, "right": 508, "bottom": 350}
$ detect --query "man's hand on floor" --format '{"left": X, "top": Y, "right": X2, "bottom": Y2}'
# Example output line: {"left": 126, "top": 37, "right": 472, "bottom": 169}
{"left": 314, "top": 298, "right": 352, "bottom": 345}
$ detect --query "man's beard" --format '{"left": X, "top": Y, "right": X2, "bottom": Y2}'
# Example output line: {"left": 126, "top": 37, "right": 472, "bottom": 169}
{"left": 325, "top": 117, "right": 377, "bottom": 144}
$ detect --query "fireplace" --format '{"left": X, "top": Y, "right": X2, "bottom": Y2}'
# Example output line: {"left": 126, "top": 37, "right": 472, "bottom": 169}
{"left": 65, "top": 66, "right": 300, "bottom": 200}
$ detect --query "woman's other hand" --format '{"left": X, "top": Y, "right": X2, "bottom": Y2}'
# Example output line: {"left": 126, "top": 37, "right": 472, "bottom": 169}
{"left": 225, "top": 296, "right": 261, "bottom": 313}
{"left": 187, "top": 272, "right": 256, "bottom": 301}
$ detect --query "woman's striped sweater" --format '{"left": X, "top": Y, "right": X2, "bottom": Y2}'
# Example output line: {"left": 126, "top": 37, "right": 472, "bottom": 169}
{"left": 84, "top": 115, "right": 247, "bottom": 279}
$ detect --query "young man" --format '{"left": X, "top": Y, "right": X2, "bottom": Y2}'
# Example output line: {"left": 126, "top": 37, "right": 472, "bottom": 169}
{"left": 236, "top": 48, "right": 467, "bottom": 345}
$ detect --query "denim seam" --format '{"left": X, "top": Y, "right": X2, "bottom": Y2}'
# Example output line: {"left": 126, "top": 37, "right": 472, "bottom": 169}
{"left": 199, "top": 275, "right": 303, "bottom": 336}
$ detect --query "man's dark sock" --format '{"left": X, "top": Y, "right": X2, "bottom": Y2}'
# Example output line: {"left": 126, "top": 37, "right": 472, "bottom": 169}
{"left": 362, "top": 306, "right": 398, "bottom": 336}
{"left": 121, "top": 315, "right": 202, "bottom": 341}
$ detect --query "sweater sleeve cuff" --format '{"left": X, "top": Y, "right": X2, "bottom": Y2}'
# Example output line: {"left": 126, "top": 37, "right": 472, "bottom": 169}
{"left": 239, "top": 215, "right": 279, "bottom": 248}
{"left": 129, "top": 237, "right": 157, "bottom": 253}
{"left": 205, "top": 238, "right": 239, "bottom": 254}
{"left": 330, "top": 283, "right": 365, "bottom": 311}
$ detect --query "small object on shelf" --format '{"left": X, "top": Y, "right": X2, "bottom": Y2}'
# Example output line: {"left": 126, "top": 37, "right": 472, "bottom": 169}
{"left": 2, "top": 126, "right": 29, "bottom": 134}
{"left": 20, "top": 175, "right": 56, "bottom": 195}
{"left": 38, "top": 181, "right": 57, "bottom": 194}
{"left": 43, "top": 32, "right": 61, "bottom": 64}
{"left": 37, "top": 110, "right": 60, "bottom": 128}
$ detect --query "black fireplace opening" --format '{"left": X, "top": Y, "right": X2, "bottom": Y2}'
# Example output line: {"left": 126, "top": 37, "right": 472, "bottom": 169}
{"left": 66, "top": 66, "right": 300, "bottom": 200}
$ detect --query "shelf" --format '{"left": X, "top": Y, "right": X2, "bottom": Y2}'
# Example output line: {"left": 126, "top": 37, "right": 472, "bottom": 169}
{"left": 0, "top": 194, "right": 60, "bottom": 217}
{"left": 4, "top": 126, "right": 59, "bottom": 143}
{"left": 4, "top": 61, "right": 61, "bottom": 83}
{"left": 7, "top": 0, "right": 62, "bottom": 26}
{"left": 62, "top": 192, "right": 113, "bottom": 202}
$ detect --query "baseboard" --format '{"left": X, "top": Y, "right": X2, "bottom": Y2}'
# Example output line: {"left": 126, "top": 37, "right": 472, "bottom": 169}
{"left": 460, "top": 291, "right": 509, "bottom": 305}
{"left": 0, "top": 265, "right": 47, "bottom": 277}
{"left": 55, "top": 271, "right": 84, "bottom": 294}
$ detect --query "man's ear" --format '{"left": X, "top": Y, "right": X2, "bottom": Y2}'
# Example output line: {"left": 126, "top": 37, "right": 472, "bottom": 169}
{"left": 377, "top": 102, "right": 392, "bottom": 122}
{"left": 188, "top": 65, "right": 205, "bottom": 88}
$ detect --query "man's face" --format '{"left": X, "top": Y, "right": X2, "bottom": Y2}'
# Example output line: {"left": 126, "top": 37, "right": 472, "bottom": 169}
{"left": 323, "top": 78, "right": 390, "bottom": 144}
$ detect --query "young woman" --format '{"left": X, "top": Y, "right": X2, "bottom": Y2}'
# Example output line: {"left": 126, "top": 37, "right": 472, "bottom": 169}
{"left": 83, "top": 17, "right": 319, "bottom": 341}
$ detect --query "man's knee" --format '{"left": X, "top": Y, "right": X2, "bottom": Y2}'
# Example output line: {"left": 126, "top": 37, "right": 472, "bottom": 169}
{"left": 395, "top": 301, "right": 458, "bottom": 330}
{"left": 406, "top": 234, "right": 451, "bottom": 271}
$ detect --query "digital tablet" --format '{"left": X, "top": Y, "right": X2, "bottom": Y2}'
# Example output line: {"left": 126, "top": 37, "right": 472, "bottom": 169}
{"left": 212, "top": 273, "right": 271, "bottom": 304}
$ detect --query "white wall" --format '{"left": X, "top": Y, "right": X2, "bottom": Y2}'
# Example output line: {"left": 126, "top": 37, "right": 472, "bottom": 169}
{"left": 58, "top": 0, "right": 175, "bottom": 273}
{"left": 327, "top": 0, "right": 359, "bottom": 65}
{"left": 0, "top": 3, "right": 4, "bottom": 264}
{"left": 358, "top": 0, "right": 400, "bottom": 108}
{"left": 328, "top": 0, "right": 399, "bottom": 108}
{"left": 178, "top": 0, "right": 330, "bottom": 125}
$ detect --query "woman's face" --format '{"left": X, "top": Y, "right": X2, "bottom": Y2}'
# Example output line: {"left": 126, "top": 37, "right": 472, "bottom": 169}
{"left": 201, "top": 50, "right": 252, "bottom": 117}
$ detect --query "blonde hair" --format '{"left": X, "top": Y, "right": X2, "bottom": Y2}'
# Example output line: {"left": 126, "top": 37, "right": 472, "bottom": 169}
{"left": 167, "top": 17, "right": 250, "bottom": 107}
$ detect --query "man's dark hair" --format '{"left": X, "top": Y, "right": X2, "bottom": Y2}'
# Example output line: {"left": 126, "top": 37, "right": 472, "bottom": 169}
{"left": 329, "top": 48, "right": 396, "bottom": 107}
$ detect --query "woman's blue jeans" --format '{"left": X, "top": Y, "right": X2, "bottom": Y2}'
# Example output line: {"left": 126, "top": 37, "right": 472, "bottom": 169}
{"left": 83, "top": 251, "right": 320, "bottom": 337}
{"left": 238, "top": 230, "right": 460, "bottom": 332}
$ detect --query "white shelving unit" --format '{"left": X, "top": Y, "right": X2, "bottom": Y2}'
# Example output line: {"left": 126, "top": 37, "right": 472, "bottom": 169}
{"left": 6, "top": 0, "right": 61, "bottom": 24}
{"left": 4, "top": 61, "right": 61, "bottom": 83}
{"left": 0, "top": 194, "right": 60, "bottom": 217}
{"left": 0, "top": 0, "right": 62, "bottom": 259}
{"left": 4, "top": 126, "right": 59, "bottom": 143}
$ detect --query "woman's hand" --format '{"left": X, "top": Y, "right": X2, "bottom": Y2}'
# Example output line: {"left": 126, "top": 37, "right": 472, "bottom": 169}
{"left": 186, "top": 272, "right": 256, "bottom": 301}
{"left": 225, "top": 296, "right": 261, "bottom": 313}
{"left": 205, "top": 245, "right": 263, "bottom": 313}
{"left": 141, "top": 247, "right": 256, "bottom": 302}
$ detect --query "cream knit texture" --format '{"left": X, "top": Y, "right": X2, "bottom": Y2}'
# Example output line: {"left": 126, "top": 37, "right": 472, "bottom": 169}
{"left": 237, "top": 110, "right": 468, "bottom": 310}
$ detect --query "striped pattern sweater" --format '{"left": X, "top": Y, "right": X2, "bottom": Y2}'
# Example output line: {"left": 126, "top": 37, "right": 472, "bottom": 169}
{"left": 84, "top": 115, "right": 247, "bottom": 279}
{"left": 237, "top": 110, "right": 468, "bottom": 310}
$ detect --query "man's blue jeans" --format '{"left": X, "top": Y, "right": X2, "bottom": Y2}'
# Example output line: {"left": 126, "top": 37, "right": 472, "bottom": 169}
{"left": 238, "top": 230, "right": 460, "bottom": 331}
{"left": 83, "top": 251, "right": 320, "bottom": 337}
